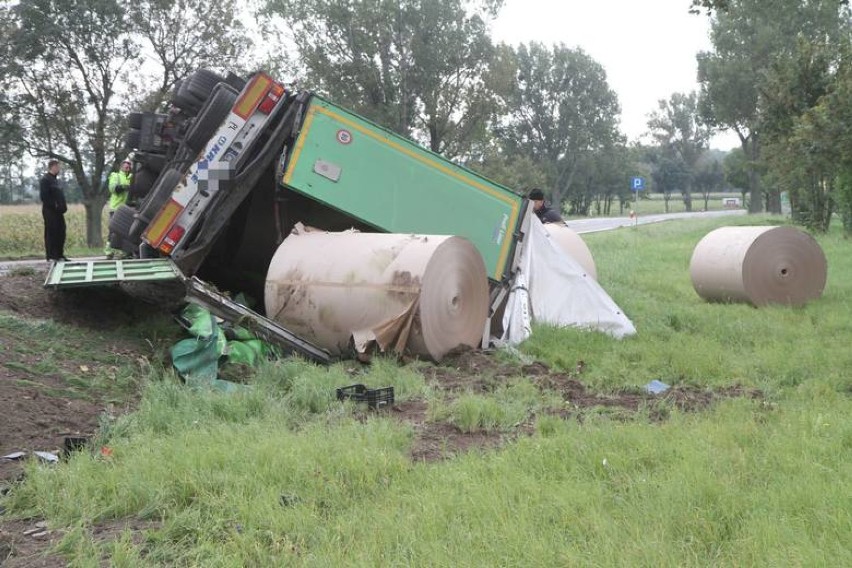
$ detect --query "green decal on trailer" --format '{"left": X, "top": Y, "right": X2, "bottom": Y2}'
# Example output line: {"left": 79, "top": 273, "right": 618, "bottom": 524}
{"left": 283, "top": 97, "right": 523, "bottom": 281}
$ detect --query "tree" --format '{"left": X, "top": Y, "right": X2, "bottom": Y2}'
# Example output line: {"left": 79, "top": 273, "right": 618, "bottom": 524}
{"left": 693, "top": 155, "right": 725, "bottom": 211}
{"left": 0, "top": 94, "right": 27, "bottom": 203}
{"left": 647, "top": 92, "right": 710, "bottom": 212}
{"left": 697, "top": 0, "right": 849, "bottom": 214}
{"left": 263, "top": 0, "right": 503, "bottom": 159}
{"left": 127, "top": 0, "right": 254, "bottom": 111}
{"left": 0, "top": 0, "right": 256, "bottom": 247}
{"left": 0, "top": 0, "right": 139, "bottom": 246}
{"left": 494, "top": 42, "right": 622, "bottom": 212}
{"left": 723, "top": 147, "right": 750, "bottom": 204}
{"left": 648, "top": 147, "right": 690, "bottom": 213}
{"left": 759, "top": 37, "right": 842, "bottom": 231}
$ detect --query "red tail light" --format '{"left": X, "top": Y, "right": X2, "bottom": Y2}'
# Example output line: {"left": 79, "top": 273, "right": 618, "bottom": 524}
{"left": 258, "top": 84, "right": 285, "bottom": 114}
{"left": 158, "top": 225, "right": 186, "bottom": 254}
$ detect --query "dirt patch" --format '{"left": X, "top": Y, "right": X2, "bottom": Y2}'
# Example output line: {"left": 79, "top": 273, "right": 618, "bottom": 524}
{"left": 0, "top": 269, "right": 171, "bottom": 565}
{"left": 407, "top": 347, "right": 763, "bottom": 461}
{"left": 0, "top": 518, "right": 65, "bottom": 568}
{"left": 0, "top": 270, "right": 181, "bottom": 330}
{"left": 0, "top": 270, "right": 171, "bottom": 484}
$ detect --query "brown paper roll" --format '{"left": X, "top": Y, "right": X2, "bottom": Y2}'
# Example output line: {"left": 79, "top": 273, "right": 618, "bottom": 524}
{"left": 264, "top": 230, "right": 488, "bottom": 361}
{"left": 544, "top": 223, "right": 597, "bottom": 280}
{"left": 690, "top": 226, "right": 827, "bottom": 307}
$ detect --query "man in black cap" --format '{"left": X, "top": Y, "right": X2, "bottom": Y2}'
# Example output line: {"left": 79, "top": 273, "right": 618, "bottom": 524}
{"left": 528, "top": 188, "right": 563, "bottom": 224}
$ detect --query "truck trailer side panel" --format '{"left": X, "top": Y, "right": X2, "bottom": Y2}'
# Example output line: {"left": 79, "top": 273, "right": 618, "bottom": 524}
{"left": 281, "top": 97, "right": 523, "bottom": 282}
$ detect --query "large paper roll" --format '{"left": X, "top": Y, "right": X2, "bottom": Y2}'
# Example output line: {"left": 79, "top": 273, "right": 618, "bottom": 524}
{"left": 544, "top": 223, "right": 597, "bottom": 280}
{"left": 264, "top": 229, "right": 489, "bottom": 361}
{"left": 690, "top": 226, "right": 827, "bottom": 307}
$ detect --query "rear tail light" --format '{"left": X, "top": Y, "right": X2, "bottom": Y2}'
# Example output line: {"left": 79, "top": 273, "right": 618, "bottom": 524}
{"left": 258, "top": 84, "right": 285, "bottom": 114}
{"left": 158, "top": 225, "right": 186, "bottom": 254}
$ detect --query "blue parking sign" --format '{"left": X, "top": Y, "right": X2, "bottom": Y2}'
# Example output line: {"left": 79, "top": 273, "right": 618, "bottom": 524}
{"left": 630, "top": 176, "right": 645, "bottom": 192}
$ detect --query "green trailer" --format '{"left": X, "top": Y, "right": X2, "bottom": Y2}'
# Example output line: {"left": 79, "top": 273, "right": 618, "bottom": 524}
{"left": 279, "top": 97, "right": 525, "bottom": 283}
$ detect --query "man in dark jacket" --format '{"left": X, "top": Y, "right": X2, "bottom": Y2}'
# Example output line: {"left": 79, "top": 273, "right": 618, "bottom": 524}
{"left": 528, "top": 188, "right": 563, "bottom": 224}
{"left": 39, "top": 159, "right": 68, "bottom": 262}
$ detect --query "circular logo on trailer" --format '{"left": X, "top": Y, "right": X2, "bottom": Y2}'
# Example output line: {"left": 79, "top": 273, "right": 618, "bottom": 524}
{"left": 336, "top": 129, "right": 352, "bottom": 145}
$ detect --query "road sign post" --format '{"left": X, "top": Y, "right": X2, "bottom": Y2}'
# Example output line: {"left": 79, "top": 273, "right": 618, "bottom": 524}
{"left": 630, "top": 176, "right": 645, "bottom": 227}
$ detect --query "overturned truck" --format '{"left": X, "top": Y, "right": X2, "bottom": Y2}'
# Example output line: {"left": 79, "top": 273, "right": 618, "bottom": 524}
{"left": 46, "top": 69, "right": 633, "bottom": 364}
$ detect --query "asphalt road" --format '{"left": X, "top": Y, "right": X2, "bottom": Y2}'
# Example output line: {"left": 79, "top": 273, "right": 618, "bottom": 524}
{"left": 568, "top": 209, "right": 747, "bottom": 234}
{"left": 0, "top": 209, "right": 747, "bottom": 276}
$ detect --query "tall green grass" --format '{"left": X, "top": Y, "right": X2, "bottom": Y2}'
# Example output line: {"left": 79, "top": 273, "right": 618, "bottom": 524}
{"left": 0, "top": 204, "right": 106, "bottom": 258}
{"left": 3, "top": 215, "right": 850, "bottom": 566}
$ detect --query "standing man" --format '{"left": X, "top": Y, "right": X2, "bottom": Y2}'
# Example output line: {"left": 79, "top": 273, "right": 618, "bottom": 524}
{"left": 39, "top": 159, "right": 68, "bottom": 262}
{"left": 105, "top": 159, "right": 133, "bottom": 258}
{"left": 528, "top": 188, "right": 564, "bottom": 224}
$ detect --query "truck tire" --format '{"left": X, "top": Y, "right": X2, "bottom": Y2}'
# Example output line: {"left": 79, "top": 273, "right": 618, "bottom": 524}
{"left": 184, "top": 69, "right": 224, "bottom": 101}
{"left": 127, "top": 112, "right": 143, "bottom": 129}
{"left": 173, "top": 85, "right": 204, "bottom": 115}
{"left": 124, "top": 129, "right": 141, "bottom": 150}
{"left": 130, "top": 167, "right": 158, "bottom": 199}
{"left": 137, "top": 168, "right": 182, "bottom": 226}
{"left": 184, "top": 85, "right": 239, "bottom": 153}
{"left": 108, "top": 204, "right": 136, "bottom": 244}
{"left": 225, "top": 72, "right": 247, "bottom": 92}
{"left": 140, "top": 153, "right": 167, "bottom": 174}
{"left": 170, "top": 80, "right": 195, "bottom": 113}
{"left": 172, "top": 69, "right": 223, "bottom": 114}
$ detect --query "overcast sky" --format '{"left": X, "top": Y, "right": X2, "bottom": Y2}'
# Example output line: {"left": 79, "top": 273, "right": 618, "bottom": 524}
{"left": 491, "top": 0, "right": 739, "bottom": 150}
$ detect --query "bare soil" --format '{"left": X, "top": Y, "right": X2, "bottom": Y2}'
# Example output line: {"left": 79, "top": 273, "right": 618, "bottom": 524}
{"left": 0, "top": 269, "right": 763, "bottom": 565}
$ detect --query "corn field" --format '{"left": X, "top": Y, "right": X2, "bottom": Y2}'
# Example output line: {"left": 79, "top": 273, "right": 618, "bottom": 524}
{"left": 0, "top": 204, "right": 107, "bottom": 258}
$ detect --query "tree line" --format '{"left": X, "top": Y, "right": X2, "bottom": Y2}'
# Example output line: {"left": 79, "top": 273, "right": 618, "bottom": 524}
{"left": 1, "top": 0, "right": 851, "bottom": 246}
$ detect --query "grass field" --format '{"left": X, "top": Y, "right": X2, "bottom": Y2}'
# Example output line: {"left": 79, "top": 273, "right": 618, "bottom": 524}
{"left": 2, "top": 214, "right": 850, "bottom": 566}
{"left": 0, "top": 204, "right": 106, "bottom": 259}
{"left": 1, "top": 198, "right": 744, "bottom": 260}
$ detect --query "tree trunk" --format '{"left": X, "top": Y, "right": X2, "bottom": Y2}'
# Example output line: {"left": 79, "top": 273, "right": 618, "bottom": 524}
{"left": 745, "top": 137, "right": 762, "bottom": 214}
{"left": 766, "top": 187, "right": 782, "bottom": 214}
{"left": 683, "top": 185, "right": 693, "bottom": 212}
{"left": 84, "top": 197, "right": 107, "bottom": 248}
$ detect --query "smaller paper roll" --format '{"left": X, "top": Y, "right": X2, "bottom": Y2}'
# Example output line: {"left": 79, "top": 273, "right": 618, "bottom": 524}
{"left": 690, "top": 226, "right": 827, "bottom": 307}
{"left": 544, "top": 223, "right": 597, "bottom": 280}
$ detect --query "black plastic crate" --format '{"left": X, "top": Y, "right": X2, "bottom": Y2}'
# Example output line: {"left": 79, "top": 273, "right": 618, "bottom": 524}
{"left": 336, "top": 384, "right": 394, "bottom": 409}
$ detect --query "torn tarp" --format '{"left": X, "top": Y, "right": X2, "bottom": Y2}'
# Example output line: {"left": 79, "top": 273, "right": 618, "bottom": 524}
{"left": 171, "top": 302, "right": 276, "bottom": 391}
{"left": 501, "top": 216, "right": 636, "bottom": 344}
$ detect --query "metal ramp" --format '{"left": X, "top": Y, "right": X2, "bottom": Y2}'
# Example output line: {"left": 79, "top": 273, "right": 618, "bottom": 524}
{"left": 43, "top": 258, "right": 331, "bottom": 364}
{"left": 44, "top": 259, "right": 180, "bottom": 288}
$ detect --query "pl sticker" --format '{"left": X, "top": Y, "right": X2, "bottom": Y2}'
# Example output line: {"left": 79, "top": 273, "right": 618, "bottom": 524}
{"left": 336, "top": 129, "right": 352, "bottom": 145}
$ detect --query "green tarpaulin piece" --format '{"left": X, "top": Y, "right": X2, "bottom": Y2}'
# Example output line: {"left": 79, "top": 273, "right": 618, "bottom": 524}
{"left": 170, "top": 302, "right": 275, "bottom": 392}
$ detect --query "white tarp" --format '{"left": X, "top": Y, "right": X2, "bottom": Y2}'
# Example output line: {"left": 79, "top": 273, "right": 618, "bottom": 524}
{"left": 501, "top": 216, "right": 636, "bottom": 344}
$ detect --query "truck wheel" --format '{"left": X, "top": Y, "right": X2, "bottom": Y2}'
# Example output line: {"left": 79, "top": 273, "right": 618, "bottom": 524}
{"left": 184, "top": 69, "right": 224, "bottom": 101}
{"left": 130, "top": 167, "right": 158, "bottom": 199}
{"left": 141, "top": 153, "right": 167, "bottom": 174}
{"left": 124, "top": 129, "right": 141, "bottom": 150}
{"left": 173, "top": 84, "right": 204, "bottom": 115}
{"left": 109, "top": 204, "right": 136, "bottom": 244}
{"left": 184, "top": 85, "right": 239, "bottom": 153}
{"left": 137, "top": 168, "right": 182, "bottom": 227}
{"left": 127, "top": 112, "right": 143, "bottom": 129}
{"left": 170, "top": 79, "right": 195, "bottom": 113}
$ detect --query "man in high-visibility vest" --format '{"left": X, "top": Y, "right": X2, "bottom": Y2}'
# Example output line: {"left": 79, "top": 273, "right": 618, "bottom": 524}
{"left": 105, "top": 159, "right": 133, "bottom": 258}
